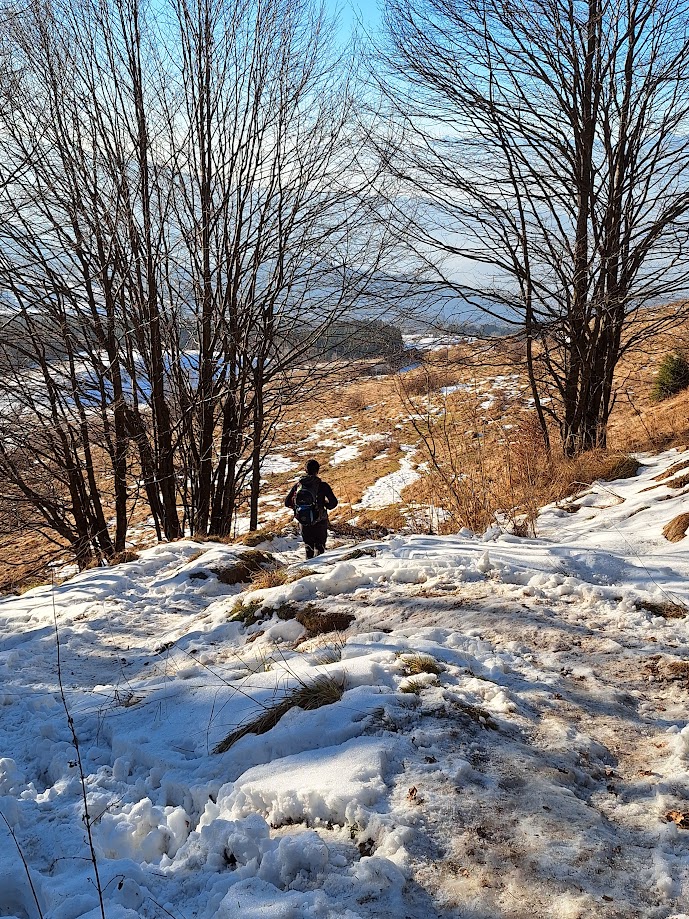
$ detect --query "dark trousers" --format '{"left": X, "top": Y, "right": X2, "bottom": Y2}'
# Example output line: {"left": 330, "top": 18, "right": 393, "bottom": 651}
{"left": 301, "top": 520, "right": 328, "bottom": 559}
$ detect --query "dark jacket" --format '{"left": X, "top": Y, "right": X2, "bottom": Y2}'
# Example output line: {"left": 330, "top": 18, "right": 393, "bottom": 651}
{"left": 285, "top": 475, "right": 338, "bottom": 522}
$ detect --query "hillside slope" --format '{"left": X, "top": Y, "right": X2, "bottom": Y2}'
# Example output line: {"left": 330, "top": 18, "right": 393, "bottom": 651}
{"left": 1, "top": 449, "right": 689, "bottom": 918}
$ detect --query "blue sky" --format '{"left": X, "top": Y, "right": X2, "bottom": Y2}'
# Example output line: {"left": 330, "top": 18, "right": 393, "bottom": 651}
{"left": 325, "top": 0, "right": 381, "bottom": 40}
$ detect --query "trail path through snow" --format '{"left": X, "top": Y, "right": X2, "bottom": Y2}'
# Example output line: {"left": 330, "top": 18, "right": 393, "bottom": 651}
{"left": 1, "top": 450, "right": 689, "bottom": 918}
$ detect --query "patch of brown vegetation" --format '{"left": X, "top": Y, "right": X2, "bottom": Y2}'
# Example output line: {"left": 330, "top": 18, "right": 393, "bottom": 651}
{"left": 208, "top": 549, "right": 276, "bottom": 585}
{"left": 296, "top": 608, "right": 355, "bottom": 636}
{"left": 653, "top": 459, "right": 689, "bottom": 481}
{"left": 400, "top": 652, "right": 444, "bottom": 676}
{"left": 274, "top": 601, "right": 354, "bottom": 636}
{"left": 400, "top": 366, "right": 457, "bottom": 397}
{"left": 556, "top": 452, "right": 640, "bottom": 495}
{"left": 328, "top": 520, "right": 389, "bottom": 540}
{"left": 109, "top": 550, "right": 140, "bottom": 565}
{"left": 666, "top": 473, "right": 689, "bottom": 489}
{"left": 244, "top": 566, "right": 310, "bottom": 596}
{"left": 249, "top": 567, "right": 290, "bottom": 590}
{"left": 646, "top": 655, "right": 689, "bottom": 687}
{"left": 641, "top": 599, "right": 687, "bottom": 619}
{"left": 667, "top": 661, "right": 689, "bottom": 683}
{"left": 354, "top": 505, "right": 409, "bottom": 533}
{"left": 358, "top": 436, "right": 401, "bottom": 463}
{"left": 665, "top": 810, "right": 689, "bottom": 829}
{"left": 663, "top": 513, "right": 689, "bottom": 542}
{"left": 213, "top": 674, "right": 345, "bottom": 754}
{"left": 236, "top": 529, "right": 282, "bottom": 547}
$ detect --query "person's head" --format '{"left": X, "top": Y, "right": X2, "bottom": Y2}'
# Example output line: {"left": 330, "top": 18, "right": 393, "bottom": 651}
{"left": 305, "top": 459, "right": 320, "bottom": 476}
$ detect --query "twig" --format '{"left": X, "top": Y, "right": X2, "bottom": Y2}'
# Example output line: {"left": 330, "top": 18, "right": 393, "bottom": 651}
{"left": 51, "top": 581, "right": 107, "bottom": 919}
{"left": 0, "top": 811, "right": 45, "bottom": 919}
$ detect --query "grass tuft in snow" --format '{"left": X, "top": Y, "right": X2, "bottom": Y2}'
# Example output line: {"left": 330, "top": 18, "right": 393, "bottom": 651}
{"left": 663, "top": 512, "right": 689, "bottom": 542}
{"left": 449, "top": 699, "right": 498, "bottom": 729}
{"left": 210, "top": 549, "right": 276, "bottom": 585}
{"left": 109, "top": 549, "right": 140, "bottom": 565}
{"left": 400, "top": 652, "right": 444, "bottom": 676}
{"left": 641, "top": 598, "right": 688, "bottom": 619}
{"left": 230, "top": 597, "right": 264, "bottom": 626}
{"left": 275, "top": 602, "right": 354, "bottom": 636}
{"left": 296, "top": 608, "right": 355, "bottom": 636}
{"left": 312, "top": 645, "right": 343, "bottom": 666}
{"left": 213, "top": 674, "right": 346, "bottom": 754}
{"left": 249, "top": 567, "right": 290, "bottom": 590}
{"left": 667, "top": 660, "right": 689, "bottom": 684}
{"left": 236, "top": 528, "right": 282, "bottom": 547}
{"left": 247, "top": 567, "right": 311, "bottom": 593}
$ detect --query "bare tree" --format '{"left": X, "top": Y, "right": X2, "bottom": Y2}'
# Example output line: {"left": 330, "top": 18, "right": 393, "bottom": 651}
{"left": 0, "top": 0, "right": 399, "bottom": 564}
{"left": 377, "top": 0, "right": 689, "bottom": 454}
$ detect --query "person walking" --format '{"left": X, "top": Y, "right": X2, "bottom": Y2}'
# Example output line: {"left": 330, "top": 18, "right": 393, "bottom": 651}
{"left": 285, "top": 459, "right": 338, "bottom": 559}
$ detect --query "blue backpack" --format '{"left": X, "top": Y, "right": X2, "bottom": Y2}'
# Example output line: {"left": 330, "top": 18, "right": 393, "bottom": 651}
{"left": 294, "top": 480, "right": 322, "bottom": 526}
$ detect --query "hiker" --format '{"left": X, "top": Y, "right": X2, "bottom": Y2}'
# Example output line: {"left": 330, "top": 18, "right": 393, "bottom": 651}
{"left": 285, "top": 459, "right": 338, "bottom": 559}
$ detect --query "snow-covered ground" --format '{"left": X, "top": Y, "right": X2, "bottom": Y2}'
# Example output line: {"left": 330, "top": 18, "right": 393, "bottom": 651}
{"left": 1, "top": 450, "right": 689, "bottom": 918}
{"left": 356, "top": 446, "right": 420, "bottom": 510}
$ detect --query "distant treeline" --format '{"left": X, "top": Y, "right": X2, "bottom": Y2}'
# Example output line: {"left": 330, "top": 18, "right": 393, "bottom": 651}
{"left": 298, "top": 319, "right": 405, "bottom": 361}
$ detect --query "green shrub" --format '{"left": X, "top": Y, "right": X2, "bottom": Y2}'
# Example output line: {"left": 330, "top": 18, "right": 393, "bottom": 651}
{"left": 651, "top": 352, "right": 689, "bottom": 402}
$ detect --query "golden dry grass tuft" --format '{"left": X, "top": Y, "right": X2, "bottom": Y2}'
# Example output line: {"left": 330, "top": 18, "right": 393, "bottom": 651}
{"left": 667, "top": 660, "right": 689, "bottom": 683}
{"left": 654, "top": 459, "right": 689, "bottom": 482}
{"left": 400, "top": 366, "right": 456, "bottom": 397}
{"left": 236, "top": 529, "right": 283, "bottom": 547}
{"left": 358, "top": 436, "right": 401, "bottom": 464}
{"left": 553, "top": 451, "right": 640, "bottom": 498}
{"left": 249, "top": 566, "right": 290, "bottom": 591}
{"left": 400, "top": 653, "right": 444, "bottom": 676}
{"left": 213, "top": 674, "right": 346, "bottom": 753}
{"left": 295, "top": 608, "right": 355, "bottom": 636}
{"left": 641, "top": 599, "right": 687, "bottom": 619}
{"left": 210, "top": 549, "right": 276, "bottom": 585}
{"left": 663, "top": 513, "right": 689, "bottom": 543}
{"left": 109, "top": 549, "right": 140, "bottom": 565}
{"left": 273, "top": 601, "right": 354, "bottom": 636}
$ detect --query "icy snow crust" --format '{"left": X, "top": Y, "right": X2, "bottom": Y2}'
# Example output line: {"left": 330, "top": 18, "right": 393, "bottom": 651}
{"left": 2, "top": 450, "right": 689, "bottom": 917}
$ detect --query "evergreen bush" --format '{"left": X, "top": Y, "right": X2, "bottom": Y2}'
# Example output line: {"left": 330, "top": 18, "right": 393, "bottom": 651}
{"left": 651, "top": 352, "right": 689, "bottom": 402}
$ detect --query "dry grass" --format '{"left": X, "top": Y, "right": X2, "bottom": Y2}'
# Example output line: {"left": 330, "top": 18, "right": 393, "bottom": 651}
{"left": 311, "top": 643, "right": 344, "bottom": 665}
{"left": 358, "top": 436, "right": 401, "bottom": 463}
{"left": 248, "top": 567, "right": 311, "bottom": 592}
{"left": 654, "top": 459, "right": 689, "bottom": 482}
{"left": 640, "top": 599, "right": 688, "bottom": 619}
{"left": 273, "top": 601, "right": 354, "bottom": 636}
{"left": 344, "top": 389, "right": 371, "bottom": 412}
{"left": 236, "top": 528, "right": 283, "bottom": 547}
{"left": 663, "top": 513, "right": 689, "bottom": 543}
{"left": 295, "top": 608, "right": 355, "bottom": 636}
{"left": 16, "top": 576, "right": 51, "bottom": 594}
{"left": 249, "top": 566, "right": 290, "bottom": 590}
{"left": 667, "top": 661, "right": 689, "bottom": 683}
{"left": 109, "top": 549, "right": 140, "bottom": 565}
{"left": 400, "top": 652, "right": 444, "bottom": 676}
{"left": 6, "top": 316, "right": 689, "bottom": 589}
{"left": 229, "top": 597, "right": 265, "bottom": 626}
{"left": 400, "top": 366, "right": 456, "bottom": 397}
{"left": 328, "top": 520, "right": 390, "bottom": 540}
{"left": 213, "top": 674, "right": 346, "bottom": 754}
{"left": 666, "top": 473, "right": 689, "bottom": 490}
{"left": 449, "top": 699, "right": 498, "bottom": 729}
{"left": 209, "top": 549, "right": 276, "bottom": 585}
